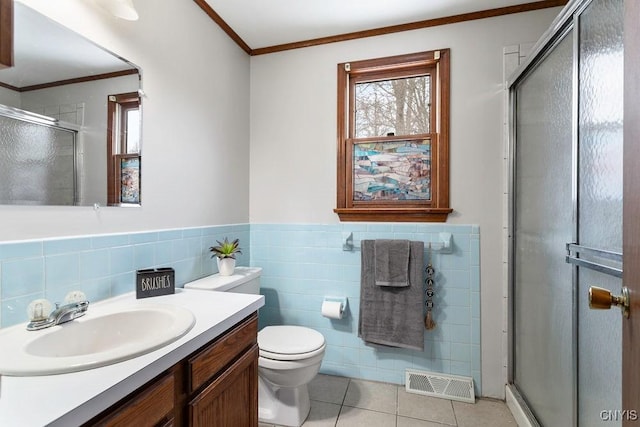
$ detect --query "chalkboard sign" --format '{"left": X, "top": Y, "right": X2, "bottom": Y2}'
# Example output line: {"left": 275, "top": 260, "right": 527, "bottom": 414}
{"left": 136, "top": 268, "right": 175, "bottom": 299}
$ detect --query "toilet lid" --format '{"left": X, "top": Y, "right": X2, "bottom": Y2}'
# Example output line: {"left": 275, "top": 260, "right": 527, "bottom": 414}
{"left": 258, "top": 326, "right": 325, "bottom": 356}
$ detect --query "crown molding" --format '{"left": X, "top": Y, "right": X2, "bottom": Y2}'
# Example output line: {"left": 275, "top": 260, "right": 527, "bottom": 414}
{"left": 193, "top": 0, "right": 568, "bottom": 56}
{"left": 193, "top": 0, "right": 252, "bottom": 54}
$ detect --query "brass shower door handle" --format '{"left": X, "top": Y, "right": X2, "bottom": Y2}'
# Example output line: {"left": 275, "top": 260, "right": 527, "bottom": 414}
{"left": 588, "top": 286, "right": 630, "bottom": 318}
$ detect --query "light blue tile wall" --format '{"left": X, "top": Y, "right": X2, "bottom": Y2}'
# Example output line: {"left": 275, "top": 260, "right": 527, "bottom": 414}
{"left": 0, "top": 224, "right": 250, "bottom": 328}
{"left": 0, "top": 221, "right": 481, "bottom": 394}
{"left": 251, "top": 223, "right": 481, "bottom": 394}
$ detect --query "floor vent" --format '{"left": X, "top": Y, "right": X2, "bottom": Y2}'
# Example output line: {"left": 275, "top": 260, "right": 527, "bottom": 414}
{"left": 405, "top": 369, "right": 475, "bottom": 404}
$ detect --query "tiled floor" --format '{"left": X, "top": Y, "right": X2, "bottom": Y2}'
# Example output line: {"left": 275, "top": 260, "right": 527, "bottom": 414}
{"left": 259, "top": 374, "right": 518, "bottom": 427}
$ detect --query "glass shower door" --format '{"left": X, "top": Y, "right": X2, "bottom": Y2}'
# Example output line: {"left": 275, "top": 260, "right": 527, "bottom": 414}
{"left": 513, "top": 29, "right": 575, "bottom": 427}
{"left": 511, "top": 0, "right": 625, "bottom": 425}
{"left": 0, "top": 114, "right": 77, "bottom": 205}
{"left": 576, "top": 0, "right": 623, "bottom": 424}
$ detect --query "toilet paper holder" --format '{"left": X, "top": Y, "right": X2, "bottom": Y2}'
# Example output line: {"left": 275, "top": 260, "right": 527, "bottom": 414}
{"left": 322, "top": 296, "right": 348, "bottom": 318}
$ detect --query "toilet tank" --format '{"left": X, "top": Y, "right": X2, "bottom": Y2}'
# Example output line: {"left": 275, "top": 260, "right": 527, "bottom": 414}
{"left": 184, "top": 267, "right": 262, "bottom": 294}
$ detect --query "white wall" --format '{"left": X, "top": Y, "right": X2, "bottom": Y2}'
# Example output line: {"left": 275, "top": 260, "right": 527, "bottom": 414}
{"left": 0, "top": 0, "right": 251, "bottom": 240}
{"left": 249, "top": 7, "right": 561, "bottom": 398}
{"left": 0, "top": 86, "right": 20, "bottom": 107}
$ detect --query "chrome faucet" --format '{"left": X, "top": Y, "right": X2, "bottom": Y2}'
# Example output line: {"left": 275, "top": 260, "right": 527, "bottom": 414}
{"left": 27, "top": 300, "right": 90, "bottom": 331}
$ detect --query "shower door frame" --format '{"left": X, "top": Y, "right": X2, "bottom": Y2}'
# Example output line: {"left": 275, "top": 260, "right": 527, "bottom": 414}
{"left": 506, "top": 0, "right": 589, "bottom": 425}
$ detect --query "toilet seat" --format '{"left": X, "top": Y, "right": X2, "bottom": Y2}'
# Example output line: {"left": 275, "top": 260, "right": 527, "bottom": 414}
{"left": 258, "top": 326, "right": 325, "bottom": 361}
{"left": 260, "top": 344, "right": 326, "bottom": 361}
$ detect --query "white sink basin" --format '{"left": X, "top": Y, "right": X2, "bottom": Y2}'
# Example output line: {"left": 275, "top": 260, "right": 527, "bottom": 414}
{"left": 0, "top": 304, "right": 195, "bottom": 376}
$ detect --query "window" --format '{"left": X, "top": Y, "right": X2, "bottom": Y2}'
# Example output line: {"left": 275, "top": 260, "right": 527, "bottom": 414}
{"left": 334, "top": 50, "right": 451, "bottom": 222}
{"left": 107, "top": 92, "right": 141, "bottom": 205}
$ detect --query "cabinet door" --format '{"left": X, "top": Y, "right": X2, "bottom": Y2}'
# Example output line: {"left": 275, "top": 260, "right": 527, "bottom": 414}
{"left": 189, "top": 345, "right": 258, "bottom": 427}
{"left": 188, "top": 314, "right": 257, "bottom": 393}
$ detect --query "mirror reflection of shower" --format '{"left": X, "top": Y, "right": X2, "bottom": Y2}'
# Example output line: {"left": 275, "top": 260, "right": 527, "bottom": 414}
{"left": 0, "top": 105, "right": 80, "bottom": 205}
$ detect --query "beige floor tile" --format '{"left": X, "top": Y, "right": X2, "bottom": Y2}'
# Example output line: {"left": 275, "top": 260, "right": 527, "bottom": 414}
{"left": 302, "top": 400, "right": 342, "bottom": 426}
{"left": 259, "top": 423, "right": 275, "bottom": 427}
{"left": 398, "top": 416, "right": 453, "bottom": 426}
{"left": 336, "top": 406, "right": 396, "bottom": 427}
{"left": 397, "top": 389, "right": 456, "bottom": 426}
{"left": 309, "top": 374, "right": 350, "bottom": 405}
{"left": 453, "top": 398, "right": 517, "bottom": 427}
{"left": 343, "top": 379, "right": 398, "bottom": 415}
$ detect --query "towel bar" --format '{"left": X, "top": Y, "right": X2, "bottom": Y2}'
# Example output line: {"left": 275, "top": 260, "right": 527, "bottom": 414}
{"left": 565, "top": 243, "right": 623, "bottom": 278}
{"left": 342, "top": 232, "right": 453, "bottom": 254}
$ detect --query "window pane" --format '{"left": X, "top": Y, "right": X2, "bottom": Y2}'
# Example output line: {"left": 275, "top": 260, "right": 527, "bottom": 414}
{"left": 125, "top": 109, "right": 140, "bottom": 154}
{"left": 353, "top": 139, "right": 431, "bottom": 201}
{"left": 355, "top": 75, "right": 430, "bottom": 138}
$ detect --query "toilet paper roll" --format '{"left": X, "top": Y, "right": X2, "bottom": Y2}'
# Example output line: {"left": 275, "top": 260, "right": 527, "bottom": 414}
{"left": 321, "top": 300, "right": 344, "bottom": 319}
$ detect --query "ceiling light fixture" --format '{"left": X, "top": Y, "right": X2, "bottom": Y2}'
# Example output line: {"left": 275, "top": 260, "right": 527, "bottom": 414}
{"left": 93, "top": 0, "right": 139, "bottom": 21}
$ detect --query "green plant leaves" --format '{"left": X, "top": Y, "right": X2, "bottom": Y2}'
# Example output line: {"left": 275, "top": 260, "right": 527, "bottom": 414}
{"left": 209, "top": 237, "right": 242, "bottom": 259}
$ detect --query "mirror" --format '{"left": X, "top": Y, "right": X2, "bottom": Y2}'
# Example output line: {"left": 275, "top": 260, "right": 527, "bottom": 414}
{"left": 0, "top": 2, "right": 142, "bottom": 207}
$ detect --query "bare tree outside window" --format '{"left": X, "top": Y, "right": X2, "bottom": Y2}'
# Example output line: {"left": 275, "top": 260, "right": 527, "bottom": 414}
{"left": 355, "top": 75, "right": 431, "bottom": 138}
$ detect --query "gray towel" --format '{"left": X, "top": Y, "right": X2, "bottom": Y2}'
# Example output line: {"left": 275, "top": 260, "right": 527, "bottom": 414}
{"left": 374, "top": 239, "right": 410, "bottom": 287}
{"left": 358, "top": 240, "right": 424, "bottom": 351}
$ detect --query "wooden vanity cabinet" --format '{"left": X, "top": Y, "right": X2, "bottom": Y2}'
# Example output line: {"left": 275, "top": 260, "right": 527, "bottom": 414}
{"left": 187, "top": 313, "right": 258, "bottom": 426}
{"left": 85, "top": 313, "right": 258, "bottom": 427}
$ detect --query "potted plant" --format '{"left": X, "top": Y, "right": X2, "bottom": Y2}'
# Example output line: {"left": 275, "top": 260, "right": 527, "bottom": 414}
{"left": 209, "top": 237, "right": 242, "bottom": 276}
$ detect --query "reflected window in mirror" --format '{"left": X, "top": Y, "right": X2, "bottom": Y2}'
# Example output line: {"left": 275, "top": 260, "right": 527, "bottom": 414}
{"left": 107, "top": 92, "right": 141, "bottom": 205}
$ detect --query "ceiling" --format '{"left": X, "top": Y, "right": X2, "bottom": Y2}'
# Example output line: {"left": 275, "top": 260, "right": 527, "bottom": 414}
{"left": 201, "top": 0, "right": 554, "bottom": 50}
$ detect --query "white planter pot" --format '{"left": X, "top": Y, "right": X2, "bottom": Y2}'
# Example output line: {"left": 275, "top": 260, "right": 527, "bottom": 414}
{"left": 217, "top": 257, "right": 236, "bottom": 276}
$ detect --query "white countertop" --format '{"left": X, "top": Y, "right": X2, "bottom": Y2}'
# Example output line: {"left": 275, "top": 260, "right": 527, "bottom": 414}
{"left": 0, "top": 288, "right": 264, "bottom": 427}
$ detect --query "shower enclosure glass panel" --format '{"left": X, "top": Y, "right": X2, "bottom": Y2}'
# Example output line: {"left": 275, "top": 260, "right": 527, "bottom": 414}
{"left": 513, "top": 31, "right": 574, "bottom": 427}
{"left": 511, "top": 0, "right": 625, "bottom": 425}
{"left": 577, "top": 0, "right": 623, "bottom": 424}
{"left": 0, "top": 115, "right": 77, "bottom": 205}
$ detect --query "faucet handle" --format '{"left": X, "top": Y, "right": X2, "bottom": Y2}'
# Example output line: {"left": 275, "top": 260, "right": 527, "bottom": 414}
{"left": 27, "top": 299, "right": 52, "bottom": 322}
{"left": 64, "top": 290, "right": 87, "bottom": 304}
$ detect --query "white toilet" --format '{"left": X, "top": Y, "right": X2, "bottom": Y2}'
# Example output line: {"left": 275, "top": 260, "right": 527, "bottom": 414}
{"left": 184, "top": 267, "right": 325, "bottom": 427}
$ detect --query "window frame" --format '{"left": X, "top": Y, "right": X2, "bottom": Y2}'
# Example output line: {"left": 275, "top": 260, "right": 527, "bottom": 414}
{"left": 334, "top": 49, "right": 452, "bottom": 222}
{"left": 107, "top": 91, "right": 140, "bottom": 205}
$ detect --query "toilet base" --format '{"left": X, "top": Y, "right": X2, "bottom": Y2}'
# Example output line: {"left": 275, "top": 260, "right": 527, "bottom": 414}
{"left": 258, "top": 376, "right": 311, "bottom": 427}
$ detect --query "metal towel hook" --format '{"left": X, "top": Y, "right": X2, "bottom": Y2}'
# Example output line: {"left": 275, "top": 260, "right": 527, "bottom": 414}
{"left": 425, "top": 243, "right": 437, "bottom": 330}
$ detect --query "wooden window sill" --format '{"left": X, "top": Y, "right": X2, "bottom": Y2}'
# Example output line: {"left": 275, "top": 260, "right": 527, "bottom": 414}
{"left": 334, "top": 208, "right": 453, "bottom": 222}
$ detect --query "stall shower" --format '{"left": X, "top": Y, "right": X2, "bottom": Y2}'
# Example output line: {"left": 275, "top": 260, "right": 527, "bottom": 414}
{"left": 0, "top": 105, "right": 79, "bottom": 205}
{"left": 509, "top": 0, "right": 623, "bottom": 425}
